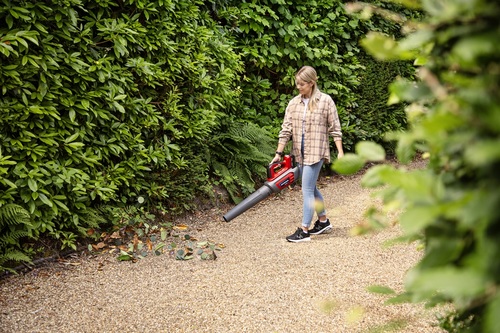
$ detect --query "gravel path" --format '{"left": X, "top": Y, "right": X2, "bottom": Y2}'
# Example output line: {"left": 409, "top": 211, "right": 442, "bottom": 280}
{"left": 0, "top": 160, "right": 445, "bottom": 333}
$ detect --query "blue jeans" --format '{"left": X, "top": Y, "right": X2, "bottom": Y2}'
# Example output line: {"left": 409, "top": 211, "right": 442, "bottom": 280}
{"left": 299, "top": 160, "right": 326, "bottom": 228}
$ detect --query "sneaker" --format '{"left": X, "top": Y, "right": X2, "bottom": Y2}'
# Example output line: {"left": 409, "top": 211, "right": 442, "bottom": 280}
{"left": 308, "top": 219, "right": 332, "bottom": 235}
{"left": 286, "top": 228, "right": 311, "bottom": 243}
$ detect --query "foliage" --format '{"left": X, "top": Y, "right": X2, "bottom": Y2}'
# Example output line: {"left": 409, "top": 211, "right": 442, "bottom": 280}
{"left": 0, "top": 0, "right": 242, "bottom": 248}
{"left": 336, "top": 0, "right": 500, "bottom": 332}
{"left": 0, "top": 204, "right": 32, "bottom": 273}
{"left": 206, "top": 121, "right": 275, "bottom": 202}
{"left": 349, "top": 52, "right": 413, "bottom": 153}
{"left": 0, "top": 0, "right": 421, "bottom": 259}
{"left": 211, "top": 0, "right": 419, "bottom": 154}
{"left": 213, "top": 0, "right": 364, "bottom": 147}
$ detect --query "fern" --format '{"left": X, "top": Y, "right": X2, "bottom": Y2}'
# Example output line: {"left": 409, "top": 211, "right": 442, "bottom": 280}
{"left": 0, "top": 251, "right": 32, "bottom": 273}
{"left": 0, "top": 204, "right": 33, "bottom": 273}
{"left": 0, "top": 204, "right": 30, "bottom": 226}
{"left": 207, "top": 121, "right": 275, "bottom": 202}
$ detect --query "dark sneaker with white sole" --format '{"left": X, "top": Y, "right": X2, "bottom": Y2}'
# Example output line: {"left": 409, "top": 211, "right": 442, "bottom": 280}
{"left": 308, "top": 219, "right": 332, "bottom": 235}
{"left": 286, "top": 228, "right": 311, "bottom": 242}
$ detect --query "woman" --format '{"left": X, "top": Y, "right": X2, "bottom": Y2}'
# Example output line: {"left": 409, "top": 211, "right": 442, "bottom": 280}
{"left": 271, "top": 66, "right": 344, "bottom": 242}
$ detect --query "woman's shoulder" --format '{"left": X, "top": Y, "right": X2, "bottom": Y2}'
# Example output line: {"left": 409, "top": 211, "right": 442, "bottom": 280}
{"left": 287, "top": 94, "right": 302, "bottom": 106}
{"left": 318, "top": 91, "right": 334, "bottom": 101}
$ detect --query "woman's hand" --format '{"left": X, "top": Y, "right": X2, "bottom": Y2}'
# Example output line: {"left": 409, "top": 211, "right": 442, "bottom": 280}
{"left": 337, "top": 151, "right": 344, "bottom": 159}
{"left": 270, "top": 154, "right": 281, "bottom": 164}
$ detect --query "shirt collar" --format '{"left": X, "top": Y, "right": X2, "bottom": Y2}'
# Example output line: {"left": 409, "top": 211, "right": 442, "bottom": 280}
{"left": 299, "top": 89, "right": 321, "bottom": 103}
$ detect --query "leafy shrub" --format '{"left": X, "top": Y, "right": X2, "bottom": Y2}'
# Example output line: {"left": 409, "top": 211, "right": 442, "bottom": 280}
{"left": 211, "top": 0, "right": 365, "bottom": 151}
{"left": 336, "top": 1, "right": 500, "bottom": 332}
{"left": 352, "top": 52, "right": 414, "bottom": 153}
{"left": 0, "top": 0, "right": 242, "bottom": 247}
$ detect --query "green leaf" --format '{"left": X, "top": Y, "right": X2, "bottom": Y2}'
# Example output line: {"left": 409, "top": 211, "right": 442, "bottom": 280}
{"left": 419, "top": 237, "right": 465, "bottom": 268}
{"left": 367, "top": 285, "right": 396, "bottom": 295}
{"left": 361, "top": 32, "right": 416, "bottom": 61}
{"left": 117, "top": 250, "right": 133, "bottom": 261}
{"left": 154, "top": 242, "right": 165, "bottom": 252}
{"left": 114, "top": 94, "right": 127, "bottom": 101}
{"left": 161, "top": 229, "right": 168, "bottom": 241}
{"left": 80, "top": 100, "right": 90, "bottom": 109}
{"left": 395, "top": 133, "right": 416, "bottom": 164}
{"left": 6, "top": 14, "right": 13, "bottom": 29}
{"left": 464, "top": 139, "right": 500, "bottom": 167}
{"left": 53, "top": 199, "right": 70, "bottom": 211}
{"left": 361, "top": 164, "right": 395, "bottom": 188}
{"left": 399, "top": 205, "right": 438, "bottom": 235}
{"left": 69, "top": 109, "right": 76, "bottom": 122}
{"left": 355, "top": 141, "right": 386, "bottom": 162}
{"left": 388, "top": 79, "right": 433, "bottom": 105}
{"left": 331, "top": 153, "right": 366, "bottom": 175}
{"left": 385, "top": 292, "right": 413, "bottom": 305}
{"left": 27, "top": 179, "right": 38, "bottom": 192}
{"left": 405, "top": 266, "right": 485, "bottom": 300}
{"left": 38, "top": 193, "right": 53, "bottom": 207}
{"left": 64, "top": 133, "right": 79, "bottom": 143}
{"left": 66, "top": 142, "right": 85, "bottom": 149}
{"left": 485, "top": 294, "right": 500, "bottom": 333}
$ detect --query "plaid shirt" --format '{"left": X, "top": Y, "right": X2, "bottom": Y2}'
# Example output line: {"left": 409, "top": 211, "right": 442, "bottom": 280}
{"left": 278, "top": 89, "right": 342, "bottom": 165}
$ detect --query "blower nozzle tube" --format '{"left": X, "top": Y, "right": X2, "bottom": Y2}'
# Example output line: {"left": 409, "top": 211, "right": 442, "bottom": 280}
{"left": 222, "top": 185, "right": 273, "bottom": 222}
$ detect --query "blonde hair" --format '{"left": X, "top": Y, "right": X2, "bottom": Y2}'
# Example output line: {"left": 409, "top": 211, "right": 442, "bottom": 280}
{"left": 296, "top": 66, "right": 319, "bottom": 111}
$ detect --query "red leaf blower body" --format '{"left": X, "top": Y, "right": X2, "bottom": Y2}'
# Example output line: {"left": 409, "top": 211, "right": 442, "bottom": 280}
{"left": 223, "top": 155, "right": 300, "bottom": 222}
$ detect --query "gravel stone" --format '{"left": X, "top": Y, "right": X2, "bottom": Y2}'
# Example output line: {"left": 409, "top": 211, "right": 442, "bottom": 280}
{"left": 0, "top": 160, "right": 446, "bottom": 333}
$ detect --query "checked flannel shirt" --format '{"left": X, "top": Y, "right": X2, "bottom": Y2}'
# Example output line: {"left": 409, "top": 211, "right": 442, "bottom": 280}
{"left": 278, "top": 89, "right": 342, "bottom": 165}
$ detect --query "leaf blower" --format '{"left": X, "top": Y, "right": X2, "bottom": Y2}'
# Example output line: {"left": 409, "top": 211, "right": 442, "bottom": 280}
{"left": 223, "top": 155, "right": 300, "bottom": 222}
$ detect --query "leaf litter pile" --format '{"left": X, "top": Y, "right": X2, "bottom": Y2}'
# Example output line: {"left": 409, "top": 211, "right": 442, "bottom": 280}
{"left": 89, "top": 219, "right": 224, "bottom": 262}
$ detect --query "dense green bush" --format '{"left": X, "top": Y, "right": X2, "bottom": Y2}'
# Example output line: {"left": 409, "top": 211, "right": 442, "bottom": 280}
{"left": 336, "top": 0, "right": 500, "bottom": 331}
{"left": 0, "top": 0, "right": 242, "bottom": 250}
{"left": 351, "top": 52, "right": 413, "bottom": 153}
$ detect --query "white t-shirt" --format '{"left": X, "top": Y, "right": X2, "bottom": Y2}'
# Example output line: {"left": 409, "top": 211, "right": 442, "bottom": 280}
{"left": 302, "top": 98, "right": 309, "bottom": 136}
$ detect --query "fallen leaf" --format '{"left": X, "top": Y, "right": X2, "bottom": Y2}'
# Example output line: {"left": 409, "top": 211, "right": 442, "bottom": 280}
{"left": 110, "top": 231, "right": 121, "bottom": 239}
{"left": 92, "top": 242, "right": 106, "bottom": 250}
{"left": 133, "top": 234, "right": 139, "bottom": 251}
{"left": 173, "top": 224, "right": 188, "bottom": 231}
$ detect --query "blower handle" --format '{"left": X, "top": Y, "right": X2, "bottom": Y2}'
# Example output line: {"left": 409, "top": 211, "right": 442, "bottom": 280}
{"left": 267, "top": 155, "right": 293, "bottom": 181}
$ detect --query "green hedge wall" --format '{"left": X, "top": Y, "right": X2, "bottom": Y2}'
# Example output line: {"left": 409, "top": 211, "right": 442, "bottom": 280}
{"left": 0, "top": 0, "right": 243, "bottom": 247}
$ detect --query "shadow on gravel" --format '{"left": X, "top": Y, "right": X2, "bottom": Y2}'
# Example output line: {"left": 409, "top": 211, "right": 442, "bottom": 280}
{"left": 313, "top": 226, "right": 352, "bottom": 239}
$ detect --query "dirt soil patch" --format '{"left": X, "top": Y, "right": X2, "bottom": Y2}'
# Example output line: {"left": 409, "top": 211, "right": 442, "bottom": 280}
{"left": 0, "top": 159, "right": 445, "bottom": 333}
